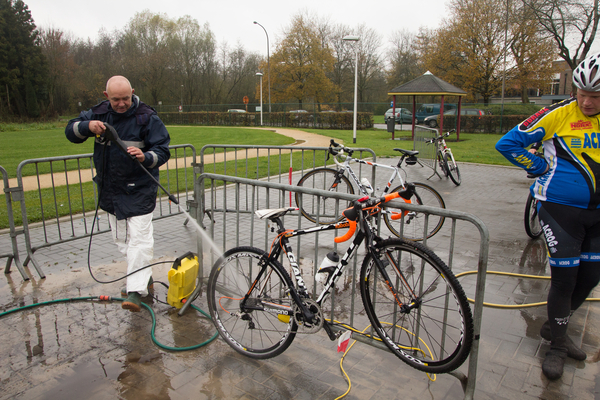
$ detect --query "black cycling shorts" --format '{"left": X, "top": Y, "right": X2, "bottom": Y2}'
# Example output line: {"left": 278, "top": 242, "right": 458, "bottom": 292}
{"left": 537, "top": 201, "right": 600, "bottom": 267}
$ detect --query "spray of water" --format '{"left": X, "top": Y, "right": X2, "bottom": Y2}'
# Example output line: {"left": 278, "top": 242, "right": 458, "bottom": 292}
{"left": 177, "top": 204, "right": 223, "bottom": 258}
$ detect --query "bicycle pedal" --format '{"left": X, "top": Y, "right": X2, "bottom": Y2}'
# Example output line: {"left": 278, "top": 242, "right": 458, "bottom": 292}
{"left": 323, "top": 321, "right": 340, "bottom": 341}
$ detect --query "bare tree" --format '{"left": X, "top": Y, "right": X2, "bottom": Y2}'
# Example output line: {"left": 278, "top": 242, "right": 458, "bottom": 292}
{"left": 118, "top": 10, "right": 176, "bottom": 105}
{"left": 522, "top": 0, "right": 599, "bottom": 69}
{"left": 353, "top": 25, "right": 386, "bottom": 103}
{"left": 39, "top": 27, "right": 76, "bottom": 114}
{"left": 509, "top": 2, "right": 559, "bottom": 102}
{"left": 387, "top": 29, "right": 422, "bottom": 88}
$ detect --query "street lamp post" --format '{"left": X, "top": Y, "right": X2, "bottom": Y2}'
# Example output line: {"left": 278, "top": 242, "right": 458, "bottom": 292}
{"left": 256, "top": 72, "right": 263, "bottom": 126}
{"left": 253, "top": 21, "right": 271, "bottom": 116}
{"left": 343, "top": 35, "right": 360, "bottom": 144}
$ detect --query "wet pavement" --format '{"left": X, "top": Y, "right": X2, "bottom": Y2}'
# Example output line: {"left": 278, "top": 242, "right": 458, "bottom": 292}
{"left": 2, "top": 154, "right": 600, "bottom": 399}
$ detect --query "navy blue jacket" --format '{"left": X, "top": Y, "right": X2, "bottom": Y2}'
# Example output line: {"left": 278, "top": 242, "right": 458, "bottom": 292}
{"left": 65, "top": 96, "right": 171, "bottom": 219}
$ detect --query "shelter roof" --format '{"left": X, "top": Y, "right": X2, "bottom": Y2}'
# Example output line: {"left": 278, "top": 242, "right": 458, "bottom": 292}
{"left": 388, "top": 71, "right": 467, "bottom": 96}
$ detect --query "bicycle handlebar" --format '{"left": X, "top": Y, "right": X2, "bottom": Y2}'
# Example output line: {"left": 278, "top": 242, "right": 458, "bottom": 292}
{"left": 333, "top": 192, "right": 402, "bottom": 243}
{"left": 426, "top": 129, "right": 456, "bottom": 144}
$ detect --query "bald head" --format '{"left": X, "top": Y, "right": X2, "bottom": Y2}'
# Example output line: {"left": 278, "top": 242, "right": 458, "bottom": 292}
{"left": 104, "top": 76, "right": 134, "bottom": 113}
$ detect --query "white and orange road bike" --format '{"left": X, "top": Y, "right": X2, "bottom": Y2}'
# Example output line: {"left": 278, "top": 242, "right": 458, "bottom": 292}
{"left": 295, "top": 139, "right": 446, "bottom": 241}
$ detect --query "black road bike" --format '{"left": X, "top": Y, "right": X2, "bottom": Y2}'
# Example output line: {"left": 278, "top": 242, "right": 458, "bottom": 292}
{"left": 207, "top": 193, "right": 474, "bottom": 373}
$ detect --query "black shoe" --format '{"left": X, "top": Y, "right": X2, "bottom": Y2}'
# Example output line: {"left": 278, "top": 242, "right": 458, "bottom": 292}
{"left": 121, "top": 277, "right": 154, "bottom": 298}
{"left": 542, "top": 348, "right": 567, "bottom": 380}
{"left": 121, "top": 292, "right": 142, "bottom": 312}
{"left": 540, "top": 320, "right": 586, "bottom": 360}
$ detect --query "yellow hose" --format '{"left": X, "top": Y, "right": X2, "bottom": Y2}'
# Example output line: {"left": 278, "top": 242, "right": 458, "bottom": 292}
{"left": 455, "top": 270, "right": 600, "bottom": 308}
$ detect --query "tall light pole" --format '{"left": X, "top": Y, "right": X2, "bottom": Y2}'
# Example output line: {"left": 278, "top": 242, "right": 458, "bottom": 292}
{"left": 256, "top": 72, "right": 263, "bottom": 126}
{"left": 343, "top": 35, "right": 360, "bottom": 143}
{"left": 253, "top": 21, "right": 271, "bottom": 115}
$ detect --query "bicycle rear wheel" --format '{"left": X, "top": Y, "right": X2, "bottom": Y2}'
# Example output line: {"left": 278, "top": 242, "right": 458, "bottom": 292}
{"left": 383, "top": 182, "right": 445, "bottom": 241}
{"left": 360, "top": 238, "right": 473, "bottom": 373}
{"left": 295, "top": 168, "right": 354, "bottom": 224}
{"left": 444, "top": 153, "right": 461, "bottom": 186}
{"left": 524, "top": 193, "right": 542, "bottom": 238}
{"left": 207, "top": 246, "right": 298, "bottom": 359}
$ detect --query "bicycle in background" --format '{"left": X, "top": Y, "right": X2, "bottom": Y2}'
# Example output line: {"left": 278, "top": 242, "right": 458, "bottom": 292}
{"left": 295, "top": 139, "right": 446, "bottom": 241}
{"left": 524, "top": 146, "right": 543, "bottom": 239}
{"left": 426, "top": 129, "right": 461, "bottom": 186}
{"left": 207, "top": 193, "right": 474, "bottom": 373}
{"left": 524, "top": 193, "right": 542, "bottom": 238}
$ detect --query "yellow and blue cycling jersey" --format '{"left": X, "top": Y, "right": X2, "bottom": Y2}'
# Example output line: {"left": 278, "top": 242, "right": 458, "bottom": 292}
{"left": 496, "top": 98, "right": 600, "bottom": 209}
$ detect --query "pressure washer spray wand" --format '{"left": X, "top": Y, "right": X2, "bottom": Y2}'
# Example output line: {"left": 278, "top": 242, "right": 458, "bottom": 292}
{"left": 103, "top": 123, "right": 179, "bottom": 205}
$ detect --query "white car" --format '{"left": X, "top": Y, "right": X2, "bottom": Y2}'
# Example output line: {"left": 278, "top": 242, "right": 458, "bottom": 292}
{"left": 384, "top": 108, "right": 412, "bottom": 124}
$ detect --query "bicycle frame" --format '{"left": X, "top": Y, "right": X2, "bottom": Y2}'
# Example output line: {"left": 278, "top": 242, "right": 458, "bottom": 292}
{"left": 332, "top": 149, "right": 409, "bottom": 197}
{"left": 249, "top": 201, "right": 396, "bottom": 328}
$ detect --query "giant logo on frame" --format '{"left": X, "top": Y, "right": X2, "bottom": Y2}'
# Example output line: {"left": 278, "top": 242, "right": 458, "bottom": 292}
{"left": 571, "top": 120, "right": 593, "bottom": 130}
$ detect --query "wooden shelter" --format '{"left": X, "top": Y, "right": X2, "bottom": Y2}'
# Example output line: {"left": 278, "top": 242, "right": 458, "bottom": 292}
{"left": 388, "top": 71, "right": 467, "bottom": 140}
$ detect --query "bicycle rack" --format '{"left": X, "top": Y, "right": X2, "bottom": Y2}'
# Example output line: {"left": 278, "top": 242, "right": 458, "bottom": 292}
{"left": 192, "top": 171, "right": 489, "bottom": 400}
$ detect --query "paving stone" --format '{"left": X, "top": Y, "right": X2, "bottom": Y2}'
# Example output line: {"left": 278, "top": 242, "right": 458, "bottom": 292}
{"left": 3, "top": 154, "right": 600, "bottom": 399}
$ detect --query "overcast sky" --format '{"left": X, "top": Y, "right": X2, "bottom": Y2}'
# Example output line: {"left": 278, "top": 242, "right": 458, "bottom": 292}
{"left": 23, "top": 0, "right": 450, "bottom": 54}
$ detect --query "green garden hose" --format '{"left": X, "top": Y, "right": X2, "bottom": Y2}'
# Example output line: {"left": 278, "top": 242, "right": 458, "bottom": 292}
{"left": 0, "top": 295, "right": 218, "bottom": 351}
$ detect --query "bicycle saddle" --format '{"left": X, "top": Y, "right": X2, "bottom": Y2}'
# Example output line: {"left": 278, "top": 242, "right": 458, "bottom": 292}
{"left": 255, "top": 207, "right": 297, "bottom": 220}
{"left": 393, "top": 148, "right": 419, "bottom": 156}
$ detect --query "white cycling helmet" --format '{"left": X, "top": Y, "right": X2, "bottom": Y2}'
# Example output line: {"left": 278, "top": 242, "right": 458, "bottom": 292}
{"left": 573, "top": 52, "right": 600, "bottom": 92}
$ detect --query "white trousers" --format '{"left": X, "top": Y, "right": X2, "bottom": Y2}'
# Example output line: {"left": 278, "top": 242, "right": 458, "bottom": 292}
{"left": 108, "top": 212, "right": 154, "bottom": 296}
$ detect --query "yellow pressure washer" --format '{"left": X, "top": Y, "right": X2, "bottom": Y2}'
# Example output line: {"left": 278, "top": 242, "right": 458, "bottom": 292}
{"left": 167, "top": 252, "right": 200, "bottom": 309}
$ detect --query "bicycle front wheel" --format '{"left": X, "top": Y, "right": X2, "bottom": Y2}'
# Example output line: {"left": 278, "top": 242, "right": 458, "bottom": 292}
{"left": 444, "top": 153, "right": 461, "bottom": 186}
{"left": 207, "top": 246, "right": 298, "bottom": 359}
{"left": 383, "top": 183, "right": 445, "bottom": 241}
{"left": 295, "top": 168, "right": 354, "bottom": 224}
{"left": 438, "top": 151, "right": 449, "bottom": 177}
{"left": 360, "top": 238, "right": 473, "bottom": 373}
{"left": 524, "top": 193, "right": 542, "bottom": 238}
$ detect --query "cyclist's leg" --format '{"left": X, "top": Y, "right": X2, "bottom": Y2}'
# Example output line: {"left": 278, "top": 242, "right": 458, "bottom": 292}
{"left": 537, "top": 201, "right": 588, "bottom": 379}
{"left": 538, "top": 202, "right": 586, "bottom": 339}
{"left": 570, "top": 224, "right": 600, "bottom": 310}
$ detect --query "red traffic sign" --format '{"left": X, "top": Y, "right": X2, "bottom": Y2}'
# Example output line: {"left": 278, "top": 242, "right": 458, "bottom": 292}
{"left": 243, "top": 96, "right": 249, "bottom": 104}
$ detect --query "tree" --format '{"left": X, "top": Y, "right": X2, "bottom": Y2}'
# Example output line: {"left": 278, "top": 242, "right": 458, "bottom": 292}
{"left": 0, "top": 0, "right": 47, "bottom": 118}
{"left": 353, "top": 25, "right": 387, "bottom": 104}
{"left": 170, "top": 17, "right": 217, "bottom": 105}
{"left": 508, "top": 2, "right": 559, "bottom": 102}
{"left": 387, "top": 29, "right": 423, "bottom": 88}
{"left": 117, "top": 11, "right": 176, "bottom": 105}
{"left": 39, "top": 27, "right": 77, "bottom": 115}
{"left": 270, "top": 13, "right": 338, "bottom": 108}
{"left": 424, "top": 0, "right": 508, "bottom": 104}
{"left": 522, "top": 0, "right": 599, "bottom": 69}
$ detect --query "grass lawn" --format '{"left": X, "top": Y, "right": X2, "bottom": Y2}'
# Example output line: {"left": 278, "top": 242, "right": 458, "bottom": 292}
{"left": 0, "top": 124, "right": 511, "bottom": 229}
{"left": 0, "top": 126, "right": 295, "bottom": 178}
{"left": 303, "top": 128, "right": 512, "bottom": 166}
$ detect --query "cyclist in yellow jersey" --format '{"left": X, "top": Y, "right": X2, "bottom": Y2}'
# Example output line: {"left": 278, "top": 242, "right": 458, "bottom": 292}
{"left": 496, "top": 52, "right": 600, "bottom": 380}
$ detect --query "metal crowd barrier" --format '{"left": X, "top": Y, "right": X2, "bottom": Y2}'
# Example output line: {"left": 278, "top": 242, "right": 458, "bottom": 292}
{"left": 413, "top": 125, "right": 440, "bottom": 177}
{"left": 1, "top": 165, "right": 27, "bottom": 280}
{"left": 4, "top": 144, "right": 196, "bottom": 279}
{"left": 191, "top": 169, "right": 489, "bottom": 400}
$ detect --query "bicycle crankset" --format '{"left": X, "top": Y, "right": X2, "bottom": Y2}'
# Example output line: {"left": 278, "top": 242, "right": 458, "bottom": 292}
{"left": 293, "top": 299, "right": 323, "bottom": 334}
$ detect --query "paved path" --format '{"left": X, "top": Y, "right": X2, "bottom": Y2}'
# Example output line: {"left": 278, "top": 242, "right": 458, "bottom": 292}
{"left": 2, "top": 128, "right": 600, "bottom": 400}
{"left": 9, "top": 127, "right": 333, "bottom": 192}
